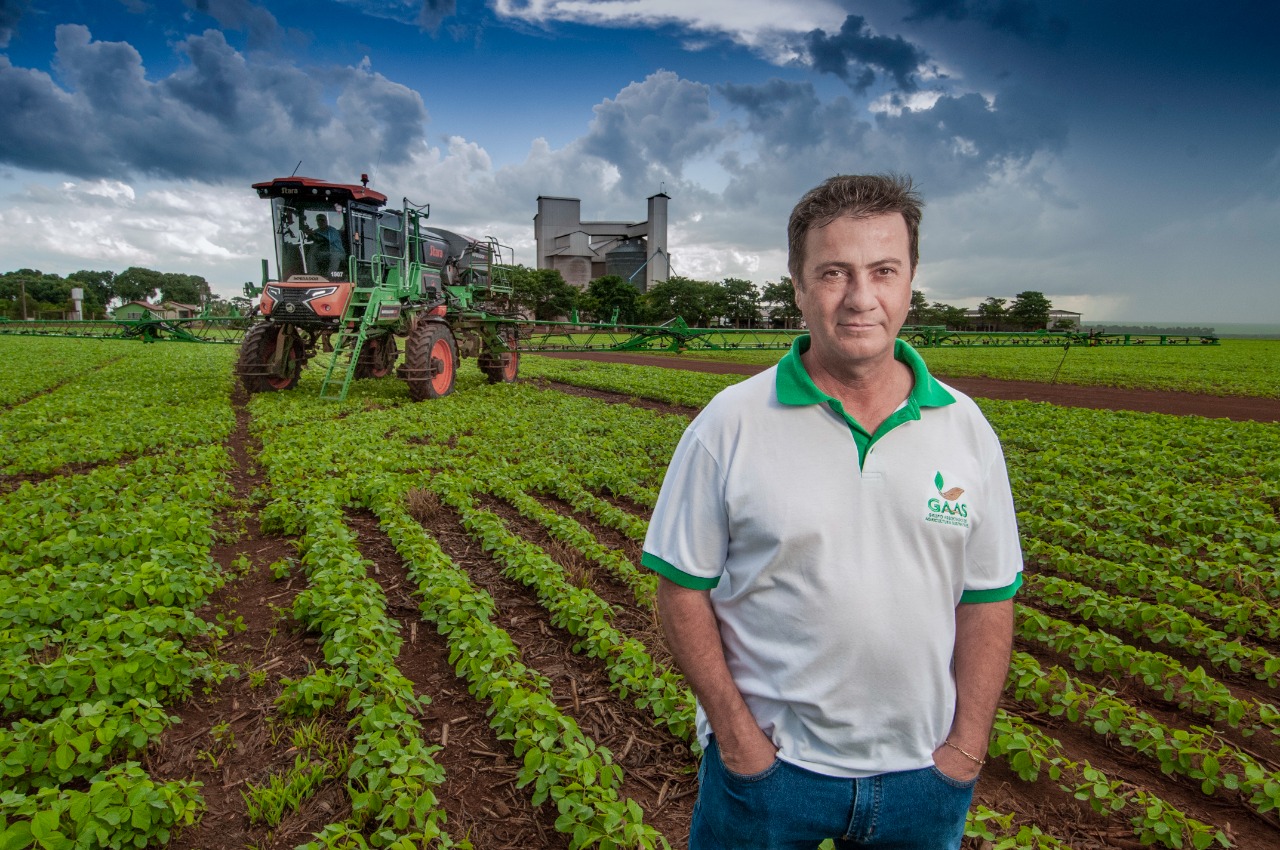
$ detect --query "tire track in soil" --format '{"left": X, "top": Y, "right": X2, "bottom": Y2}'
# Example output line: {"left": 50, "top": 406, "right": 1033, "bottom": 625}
{"left": 343, "top": 509, "right": 567, "bottom": 850}
{"left": 147, "top": 387, "right": 344, "bottom": 850}
{"left": 352, "top": 498, "right": 700, "bottom": 849}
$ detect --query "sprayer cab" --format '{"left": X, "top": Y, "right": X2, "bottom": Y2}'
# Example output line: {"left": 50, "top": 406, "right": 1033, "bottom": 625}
{"left": 251, "top": 176, "right": 388, "bottom": 324}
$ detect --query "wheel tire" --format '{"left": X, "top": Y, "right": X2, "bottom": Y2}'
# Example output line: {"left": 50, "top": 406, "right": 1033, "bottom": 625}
{"left": 237, "top": 323, "right": 301, "bottom": 393}
{"left": 404, "top": 322, "right": 457, "bottom": 400}
{"left": 479, "top": 328, "right": 520, "bottom": 384}
{"left": 354, "top": 334, "right": 398, "bottom": 379}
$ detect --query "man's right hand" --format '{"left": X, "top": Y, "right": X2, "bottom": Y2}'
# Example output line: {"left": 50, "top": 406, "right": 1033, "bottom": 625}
{"left": 715, "top": 726, "right": 779, "bottom": 776}
{"left": 656, "top": 579, "right": 779, "bottom": 775}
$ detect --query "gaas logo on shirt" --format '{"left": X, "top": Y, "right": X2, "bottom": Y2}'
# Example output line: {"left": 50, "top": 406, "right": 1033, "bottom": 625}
{"left": 926, "top": 471, "right": 970, "bottom": 528}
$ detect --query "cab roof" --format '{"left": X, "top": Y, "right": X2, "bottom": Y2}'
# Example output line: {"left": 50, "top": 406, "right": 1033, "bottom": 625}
{"left": 252, "top": 176, "right": 388, "bottom": 207}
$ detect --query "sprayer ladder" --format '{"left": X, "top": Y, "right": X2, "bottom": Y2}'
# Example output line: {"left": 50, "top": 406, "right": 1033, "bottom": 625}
{"left": 320, "top": 288, "right": 383, "bottom": 402}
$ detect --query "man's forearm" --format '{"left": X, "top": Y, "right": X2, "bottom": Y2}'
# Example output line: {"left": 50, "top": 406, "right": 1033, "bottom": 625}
{"left": 948, "top": 598, "right": 1014, "bottom": 754}
{"left": 656, "top": 577, "right": 776, "bottom": 772}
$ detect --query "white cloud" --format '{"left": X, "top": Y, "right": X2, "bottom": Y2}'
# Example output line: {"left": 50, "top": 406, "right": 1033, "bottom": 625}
{"left": 0, "top": 174, "right": 270, "bottom": 293}
{"left": 490, "top": 0, "right": 848, "bottom": 61}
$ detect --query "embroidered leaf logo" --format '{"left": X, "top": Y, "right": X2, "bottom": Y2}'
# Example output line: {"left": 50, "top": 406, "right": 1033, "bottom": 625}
{"left": 942, "top": 487, "right": 966, "bottom": 500}
{"left": 934, "top": 471, "right": 945, "bottom": 493}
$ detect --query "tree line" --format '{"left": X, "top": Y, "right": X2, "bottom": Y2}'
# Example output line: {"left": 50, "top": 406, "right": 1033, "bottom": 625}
{"left": 3, "top": 262, "right": 1068, "bottom": 332}
{"left": 506, "top": 265, "right": 1068, "bottom": 331}
{"left": 0, "top": 268, "right": 244, "bottom": 320}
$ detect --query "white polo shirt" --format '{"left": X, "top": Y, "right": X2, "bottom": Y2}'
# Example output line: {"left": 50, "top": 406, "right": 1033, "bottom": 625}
{"left": 642, "top": 336, "right": 1023, "bottom": 778}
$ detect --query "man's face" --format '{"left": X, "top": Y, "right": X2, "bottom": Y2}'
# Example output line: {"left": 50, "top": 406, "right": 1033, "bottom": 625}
{"left": 793, "top": 212, "right": 914, "bottom": 374}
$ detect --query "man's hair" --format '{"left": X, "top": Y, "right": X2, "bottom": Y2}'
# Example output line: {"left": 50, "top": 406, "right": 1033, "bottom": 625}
{"left": 787, "top": 173, "right": 923, "bottom": 285}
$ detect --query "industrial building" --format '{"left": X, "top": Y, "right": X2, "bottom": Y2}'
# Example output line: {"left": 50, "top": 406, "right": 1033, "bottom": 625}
{"left": 533, "top": 193, "right": 670, "bottom": 292}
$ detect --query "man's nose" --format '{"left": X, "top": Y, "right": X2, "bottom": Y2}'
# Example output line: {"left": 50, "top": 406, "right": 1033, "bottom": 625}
{"left": 842, "top": 275, "right": 879, "bottom": 310}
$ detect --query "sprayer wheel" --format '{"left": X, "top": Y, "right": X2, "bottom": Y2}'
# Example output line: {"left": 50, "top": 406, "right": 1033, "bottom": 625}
{"left": 479, "top": 328, "right": 520, "bottom": 384}
{"left": 237, "top": 323, "right": 301, "bottom": 393}
{"left": 404, "top": 322, "right": 457, "bottom": 400}
{"left": 354, "top": 334, "right": 399, "bottom": 379}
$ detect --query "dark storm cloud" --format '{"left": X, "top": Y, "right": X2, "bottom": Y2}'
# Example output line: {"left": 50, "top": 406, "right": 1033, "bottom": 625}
{"left": 905, "top": 0, "right": 1067, "bottom": 44}
{"left": 183, "top": 0, "right": 282, "bottom": 49}
{"left": 0, "top": 24, "right": 428, "bottom": 182}
{"left": 875, "top": 88, "right": 1067, "bottom": 192}
{"left": 417, "top": 0, "right": 457, "bottom": 31}
{"left": 714, "top": 78, "right": 1065, "bottom": 210}
{"left": 804, "top": 15, "right": 927, "bottom": 93}
{"left": 0, "top": 0, "right": 28, "bottom": 48}
{"left": 579, "top": 70, "right": 724, "bottom": 193}
{"left": 719, "top": 79, "right": 869, "bottom": 162}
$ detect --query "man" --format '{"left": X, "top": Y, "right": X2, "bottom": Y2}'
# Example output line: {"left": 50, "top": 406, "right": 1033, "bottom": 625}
{"left": 305, "top": 213, "right": 346, "bottom": 276}
{"left": 642, "top": 174, "right": 1022, "bottom": 849}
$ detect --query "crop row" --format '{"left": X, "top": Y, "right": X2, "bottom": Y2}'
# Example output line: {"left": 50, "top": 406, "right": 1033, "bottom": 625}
{"left": 1023, "top": 572, "right": 1280, "bottom": 686}
{"left": 1021, "top": 534, "right": 1280, "bottom": 643}
{"left": 1008, "top": 651, "right": 1280, "bottom": 817}
{"left": 1016, "top": 605, "right": 1280, "bottom": 737}
{"left": 989, "top": 709, "right": 1228, "bottom": 849}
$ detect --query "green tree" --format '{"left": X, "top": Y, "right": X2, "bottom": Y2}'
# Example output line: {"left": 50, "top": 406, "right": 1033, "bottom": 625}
{"left": 0, "top": 269, "right": 71, "bottom": 319}
{"left": 578, "top": 274, "right": 641, "bottom": 324}
{"left": 760, "top": 277, "right": 802, "bottom": 328}
{"left": 114, "top": 267, "right": 164, "bottom": 303}
{"left": 1009, "top": 290, "right": 1053, "bottom": 330}
{"left": 158, "top": 273, "right": 212, "bottom": 305}
{"left": 932, "top": 302, "right": 970, "bottom": 330}
{"left": 642, "top": 275, "right": 724, "bottom": 326}
{"left": 976, "top": 297, "right": 1008, "bottom": 330}
{"left": 907, "top": 290, "right": 929, "bottom": 324}
{"left": 507, "top": 264, "right": 578, "bottom": 321}
{"left": 718, "top": 278, "right": 761, "bottom": 327}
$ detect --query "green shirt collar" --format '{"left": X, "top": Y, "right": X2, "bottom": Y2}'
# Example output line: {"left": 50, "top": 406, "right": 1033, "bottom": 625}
{"left": 776, "top": 335, "right": 956, "bottom": 411}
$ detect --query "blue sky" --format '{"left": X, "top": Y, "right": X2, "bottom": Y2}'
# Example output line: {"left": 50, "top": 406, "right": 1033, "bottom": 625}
{"left": 0, "top": 0, "right": 1276, "bottom": 325}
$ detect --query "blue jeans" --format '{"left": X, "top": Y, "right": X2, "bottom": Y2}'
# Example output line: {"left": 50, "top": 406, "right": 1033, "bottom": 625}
{"left": 690, "top": 738, "right": 976, "bottom": 850}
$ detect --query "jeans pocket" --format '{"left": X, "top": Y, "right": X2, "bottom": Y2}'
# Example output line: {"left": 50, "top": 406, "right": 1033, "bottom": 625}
{"left": 929, "top": 764, "right": 980, "bottom": 789}
{"left": 712, "top": 739, "right": 783, "bottom": 783}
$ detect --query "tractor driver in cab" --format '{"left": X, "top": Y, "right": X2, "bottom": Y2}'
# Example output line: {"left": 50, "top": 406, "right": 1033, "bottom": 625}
{"left": 303, "top": 213, "right": 346, "bottom": 278}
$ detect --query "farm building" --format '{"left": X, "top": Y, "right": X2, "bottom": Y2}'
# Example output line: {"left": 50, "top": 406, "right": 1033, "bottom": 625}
{"left": 533, "top": 194, "right": 670, "bottom": 292}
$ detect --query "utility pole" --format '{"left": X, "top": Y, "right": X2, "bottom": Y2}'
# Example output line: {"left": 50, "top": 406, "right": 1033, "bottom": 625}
{"left": 19, "top": 281, "right": 26, "bottom": 320}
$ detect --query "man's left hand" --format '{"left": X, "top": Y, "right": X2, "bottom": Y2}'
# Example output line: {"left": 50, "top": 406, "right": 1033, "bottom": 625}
{"left": 931, "top": 742, "right": 982, "bottom": 783}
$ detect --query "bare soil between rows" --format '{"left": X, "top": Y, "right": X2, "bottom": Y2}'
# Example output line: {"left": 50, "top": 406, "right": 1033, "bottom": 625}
{"left": 540, "top": 351, "right": 1280, "bottom": 422}
{"left": 155, "top": 363, "right": 1280, "bottom": 850}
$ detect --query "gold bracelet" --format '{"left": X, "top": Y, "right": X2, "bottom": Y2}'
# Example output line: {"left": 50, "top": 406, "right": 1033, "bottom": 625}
{"left": 943, "top": 739, "right": 986, "bottom": 766}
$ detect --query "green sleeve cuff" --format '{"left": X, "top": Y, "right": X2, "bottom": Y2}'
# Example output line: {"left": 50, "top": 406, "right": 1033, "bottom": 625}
{"left": 960, "top": 572, "right": 1023, "bottom": 604}
{"left": 641, "top": 552, "right": 720, "bottom": 590}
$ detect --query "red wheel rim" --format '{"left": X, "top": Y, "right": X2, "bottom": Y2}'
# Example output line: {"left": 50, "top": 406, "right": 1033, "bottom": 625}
{"left": 429, "top": 337, "right": 453, "bottom": 394}
{"left": 502, "top": 350, "right": 519, "bottom": 381}
{"left": 265, "top": 330, "right": 297, "bottom": 389}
